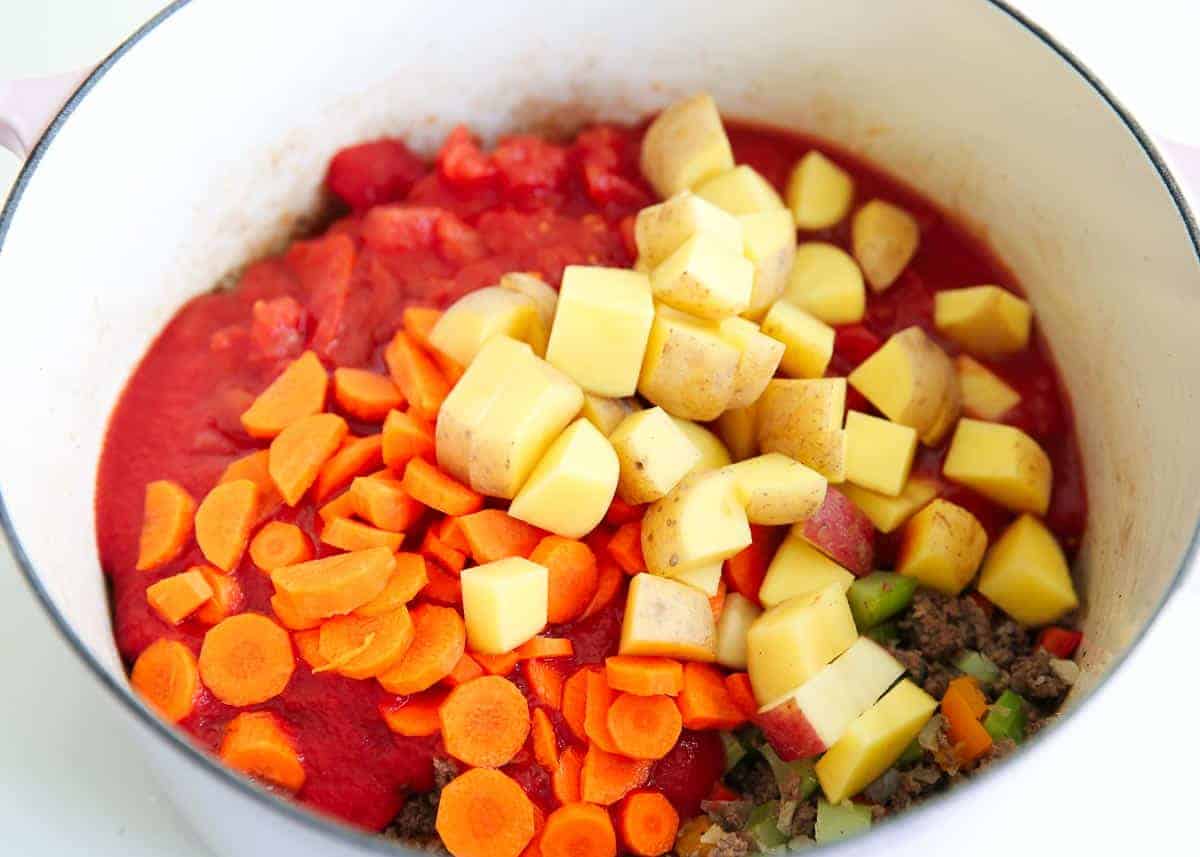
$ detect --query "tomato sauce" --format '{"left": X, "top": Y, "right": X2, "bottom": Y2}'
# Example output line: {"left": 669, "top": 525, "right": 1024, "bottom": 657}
{"left": 95, "top": 118, "right": 1086, "bottom": 831}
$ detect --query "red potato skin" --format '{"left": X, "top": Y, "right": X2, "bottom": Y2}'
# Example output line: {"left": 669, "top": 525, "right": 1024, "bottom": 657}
{"left": 800, "top": 487, "right": 875, "bottom": 576}
{"left": 753, "top": 696, "right": 828, "bottom": 761}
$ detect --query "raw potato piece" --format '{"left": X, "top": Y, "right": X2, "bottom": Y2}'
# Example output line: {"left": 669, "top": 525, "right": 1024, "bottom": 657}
{"left": 786, "top": 151, "right": 855, "bottom": 230}
{"left": 935, "top": 285, "right": 1033, "bottom": 357}
{"left": 957, "top": 355, "right": 1021, "bottom": 420}
{"left": 716, "top": 592, "right": 763, "bottom": 669}
{"left": 760, "top": 300, "right": 835, "bottom": 379}
{"left": 581, "top": 394, "right": 640, "bottom": 437}
{"left": 429, "top": 286, "right": 544, "bottom": 366}
{"left": 977, "top": 514, "right": 1078, "bottom": 626}
{"left": 852, "top": 199, "right": 920, "bottom": 292}
{"left": 640, "top": 93, "right": 735, "bottom": 197}
{"left": 727, "top": 453, "right": 827, "bottom": 526}
{"left": 610, "top": 407, "right": 701, "bottom": 504}
{"left": 635, "top": 190, "right": 744, "bottom": 269}
{"left": 641, "top": 470, "right": 752, "bottom": 576}
{"left": 500, "top": 272, "right": 558, "bottom": 334}
{"left": 716, "top": 405, "right": 758, "bottom": 462}
{"left": 843, "top": 411, "right": 918, "bottom": 497}
{"left": 758, "top": 536, "right": 854, "bottom": 608}
{"left": 784, "top": 242, "right": 866, "bottom": 325}
{"left": 840, "top": 476, "right": 939, "bottom": 534}
{"left": 694, "top": 165, "right": 786, "bottom": 215}
{"left": 638, "top": 306, "right": 740, "bottom": 420}
{"left": 942, "top": 419, "right": 1052, "bottom": 515}
{"left": 672, "top": 417, "right": 733, "bottom": 475}
{"left": 756, "top": 379, "right": 848, "bottom": 482}
{"left": 896, "top": 499, "right": 988, "bottom": 595}
{"left": 672, "top": 562, "right": 723, "bottom": 597}
{"left": 461, "top": 557, "right": 549, "bottom": 654}
{"left": 739, "top": 210, "right": 797, "bottom": 319}
{"left": 651, "top": 233, "right": 754, "bottom": 319}
{"left": 509, "top": 418, "right": 619, "bottom": 538}
{"left": 620, "top": 573, "right": 718, "bottom": 661}
{"left": 546, "top": 266, "right": 655, "bottom": 397}
{"left": 718, "top": 317, "right": 786, "bottom": 410}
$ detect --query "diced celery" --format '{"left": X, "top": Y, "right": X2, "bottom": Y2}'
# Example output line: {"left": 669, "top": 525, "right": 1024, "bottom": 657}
{"left": 747, "top": 802, "right": 788, "bottom": 850}
{"left": 897, "top": 737, "right": 924, "bottom": 767}
{"left": 721, "top": 731, "right": 747, "bottom": 773}
{"left": 954, "top": 649, "right": 1000, "bottom": 685}
{"left": 984, "top": 689, "right": 1028, "bottom": 744}
{"left": 760, "top": 743, "right": 818, "bottom": 801}
{"left": 848, "top": 572, "right": 917, "bottom": 630}
{"left": 864, "top": 620, "right": 900, "bottom": 646}
{"left": 814, "top": 799, "right": 872, "bottom": 844}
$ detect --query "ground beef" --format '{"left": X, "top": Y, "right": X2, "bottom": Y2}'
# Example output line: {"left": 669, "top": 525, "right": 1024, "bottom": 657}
{"left": 886, "top": 764, "right": 944, "bottom": 812}
{"left": 432, "top": 756, "right": 460, "bottom": 790}
{"left": 981, "top": 617, "right": 1026, "bottom": 668}
{"left": 887, "top": 645, "right": 956, "bottom": 698}
{"left": 710, "top": 831, "right": 754, "bottom": 857}
{"left": 900, "top": 591, "right": 969, "bottom": 659}
{"left": 1009, "top": 650, "right": 1070, "bottom": 701}
{"left": 701, "top": 801, "right": 753, "bottom": 832}
{"left": 726, "top": 757, "right": 778, "bottom": 804}
{"left": 386, "top": 792, "right": 440, "bottom": 842}
{"left": 787, "top": 800, "right": 818, "bottom": 839}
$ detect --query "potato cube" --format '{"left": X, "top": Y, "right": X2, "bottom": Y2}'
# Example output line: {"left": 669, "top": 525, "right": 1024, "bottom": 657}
{"left": 672, "top": 561, "right": 723, "bottom": 597}
{"left": 672, "top": 417, "right": 734, "bottom": 475}
{"left": 848, "top": 326, "right": 961, "bottom": 445}
{"left": 784, "top": 242, "right": 865, "bottom": 325}
{"left": 728, "top": 453, "right": 827, "bottom": 526}
{"left": 640, "top": 93, "right": 734, "bottom": 197}
{"left": 977, "top": 514, "right": 1078, "bottom": 626}
{"left": 957, "top": 355, "right": 1021, "bottom": 420}
{"left": 641, "top": 470, "right": 752, "bottom": 575}
{"left": 843, "top": 411, "right": 918, "bottom": 497}
{"left": 716, "top": 404, "right": 759, "bottom": 462}
{"left": 461, "top": 557, "right": 549, "bottom": 654}
{"left": 738, "top": 210, "right": 796, "bottom": 319}
{"left": 635, "top": 191, "right": 743, "bottom": 270}
{"left": 935, "top": 285, "right": 1032, "bottom": 357}
{"left": 639, "top": 306, "right": 740, "bottom": 420}
{"left": 786, "top": 151, "right": 854, "bottom": 230}
{"left": 546, "top": 266, "right": 655, "bottom": 397}
{"left": 509, "top": 418, "right": 619, "bottom": 538}
{"left": 716, "top": 592, "right": 763, "bottom": 670}
{"left": 851, "top": 199, "right": 920, "bottom": 292}
{"left": 896, "top": 499, "right": 988, "bottom": 595}
{"left": 620, "top": 573, "right": 717, "bottom": 661}
{"left": 757, "top": 378, "right": 847, "bottom": 481}
{"left": 760, "top": 300, "right": 835, "bottom": 379}
{"left": 758, "top": 536, "right": 855, "bottom": 607}
{"left": 610, "top": 407, "right": 702, "bottom": 504}
{"left": 840, "top": 476, "right": 939, "bottom": 534}
{"left": 581, "top": 394, "right": 640, "bottom": 437}
{"left": 718, "top": 317, "right": 786, "bottom": 410}
{"left": 695, "top": 165, "right": 786, "bottom": 215}
{"left": 747, "top": 582, "right": 858, "bottom": 703}
{"left": 815, "top": 680, "right": 937, "bottom": 803}
{"left": 942, "top": 418, "right": 1052, "bottom": 514}
{"left": 651, "top": 234, "right": 754, "bottom": 320}
{"left": 500, "top": 272, "right": 558, "bottom": 335}
{"left": 429, "top": 286, "right": 543, "bottom": 366}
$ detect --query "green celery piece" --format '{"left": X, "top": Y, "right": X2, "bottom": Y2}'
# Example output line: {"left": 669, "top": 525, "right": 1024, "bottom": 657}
{"left": 848, "top": 572, "right": 917, "bottom": 630}
{"left": 760, "top": 744, "right": 818, "bottom": 801}
{"left": 984, "top": 690, "right": 1028, "bottom": 744}
{"left": 721, "top": 731, "right": 747, "bottom": 773}
{"left": 815, "top": 799, "right": 872, "bottom": 844}
{"left": 864, "top": 620, "right": 900, "bottom": 646}
{"left": 897, "top": 738, "right": 924, "bottom": 767}
{"left": 747, "top": 802, "right": 788, "bottom": 850}
{"left": 954, "top": 650, "right": 1000, "bottom": 684}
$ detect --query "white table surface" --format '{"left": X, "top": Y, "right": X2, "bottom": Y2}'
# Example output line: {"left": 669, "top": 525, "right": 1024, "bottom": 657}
{"left": 2, "top": 2, "right": 1199, "bottom": 855}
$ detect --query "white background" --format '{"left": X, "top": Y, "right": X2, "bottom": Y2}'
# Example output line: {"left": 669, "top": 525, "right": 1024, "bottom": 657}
{"left": 1, "top": 1, "right": 1199, "bottom": 855}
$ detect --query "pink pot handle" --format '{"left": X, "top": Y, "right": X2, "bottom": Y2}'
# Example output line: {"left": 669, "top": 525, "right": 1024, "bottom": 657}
{"left": 0, "top": 68, "right": 93, "bottom": 158}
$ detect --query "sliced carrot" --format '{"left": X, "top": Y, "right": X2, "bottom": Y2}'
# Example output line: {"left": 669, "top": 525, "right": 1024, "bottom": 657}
{"left": 458, "top": 509, "right": 544, "bottom": 563}
{"left": 947, "top": 675, "right": 988, "bottom": 719}
{"left": 606, "top": 522, "right": 646, "bottom": 575}
{"left": 553, "top": 746, "right": 584, "bottom": 804}
{"left": 530, "top": 536, "right": 598, "bottom": 625}
{"left": 584, "top": 669, "right": 619, "bottom": 753}
{"left": 541, "top": 803, "right": 617, "bottom": 857}
{"left": 146, "top": 569, "right": 214, "bottom": 625}
{"left": 385, "top": 330, "right": 450, "bottom": 420}
{"left": 604, "top": 497, "right": 644, "bottom": 527}
{"left": 130, "top": 638, "right": 199, "bottom": 723}
{"left": 435, "top": 768, "right": 538, "bottom": 857}
{"left": 314, "top": 434, "right": 384, "bottom": 501}
{"left": 241, "top": 350, "right": 328, "bottom": 439}
{"left": 617, "top": 791, "right": 679, "bottom": 857}
{"left": 333, "top": 367, "right": 404, "bottom": 421}
{"left": 194, "top": 565, "right": 243, "bottom": 625}
{"left": 194, "top": 479, "right": 259, "bottom": 573}
{"left": 351, "top": 474, "right": 425, "bottom": 532}
{"left": 420, "top": 529, "right": 468, "bottom": 576}
{"left": 269, "top": 412, "right": 349, "bottom": 505}
{"left": 318, "top": 489, "right": 361, "bottom": 523}
{"left": 724, "top": 525, "right": 782, "bottom": 606}
{"left": 318, "top": 606, "right": 415, "bottom": 679}
{"left": 270, "top": 591, "right": 322, "bottom": 631}
{"left": 271, "top": 547, "right": 395, "bottom": 618}
{"left": 709, "top": 579, "right": 727, "bottom": 623}
{"left": 561, "top": 668, "right": 592, "bottom": 741}
{"left": 606, "top": 694, "right": 682, "bottom": 760}
{"left": 320, "top": 517, "right": 406, "bottom": 552}
{"left": 434, "top": 353, "right": 465, "bottom": 386}
{"left": 942, "top": 681, "right": 993, "bottom": 764}
{"left": 249, "top": 521, "right": 313, "bottom": 574}
{"left": 220, "top": 449, "right": 283, "bottom": 521}
{"left": 443, "top": 652, "right": 485, "bottom": 688}
{"left": 355, "top": 553, "right": 427, "bottom": 617}
{"left": 135, "top": 480, "right": 196, "bottom": 571}
{"left": 441, "top": 675, "right": 532, "bottom": 768}
{"left": 532, "top": 707, "right": 560, "bottom": 771}
{"left": 677, "top": 663, "right": 747, "bottom": 731}
{"left": 382, "top": 409, "right": 436, "bottom": 470}
{"left": 220, "top": 711, "right": 305, "bottom": 792}
{"left": 380, "top": 687, "right": 449, "bottom": 737}
{"left": 293, "top": 628, "right": 327, "bottom": 669}
{"left": 723, "top": 672, "right": 758, "bottom": 719}
{"left": 378, "top": 603, "right": 466, "bottom": 694}
{"left": 438, "top": 516, "right": 472, "bottom": 553}
{"left": 517, "top": 637, "right": 574, "bottom": 660}
{"left": 604, "top": 656, "right": 683, "bottom": 697}
{"left": 402, "top": 457, "right": 484, "bottom": 516}
{"left": 580, "top": 744, "right": 652, "bottom": 806}
{"left": 199, "top": 613, "right": 295, "bottom": 706}
{"left": 475, "top": 650, "right": 521, "bottom": 676}
{"left": 579, "top": 558, "right": 623, "bottom": 621}
{"left": 422, "top": 562, "right": 463, "bottom": 605}
{"left": 403, "top": 306, "right": 442, "bottom": 348}
{"left": 525, "top": 659, "right": 565, "bottom": 710}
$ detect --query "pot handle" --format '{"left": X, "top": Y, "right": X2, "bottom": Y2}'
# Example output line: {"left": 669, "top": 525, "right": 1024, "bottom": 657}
{"left": 0, "top": 68, "right": 94, "bottom": 159}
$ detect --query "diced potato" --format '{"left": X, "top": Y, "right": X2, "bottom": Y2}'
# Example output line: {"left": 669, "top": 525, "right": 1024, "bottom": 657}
{"left": 672, "top": 417, "right": 734, "bottom": 475}
{"left": 738, "top": 210, "right": 796, "bottom": 319}
{"left": 815, "top": 680, "right": 937, "bottom": 803}
{"left": 758, "top": 536, "right": 855, "bottom": 607}
{"left": 461, "top": 557, "right": 549, "bottom": 654}
{"left": 716, "top": 592, "right": 763, "bottom": 670}
{"left": 651, "top": 233, "right": 754, "bottom": 320}
{"left": 500, "top": 272, "right": 558, "bottom": 335}
{"left": 756, "top": 379, "right": 847, "bottom": 482}
{"left": 848, "top": 326, "right": 961, "bottom": 445}
{"left": 977, "top": 515, "right": 1078, "bottom": 626}
{"left": 843, "top": 411, "right": 918, "bottom": 497}
{"left": 640, "top": 93, "right": 734, "bottom": 198}
{"left": 896, "top": 499, "right": 988, "bottom": 595}
{"left": 934, "top": 285, "right": 1032, "bottom": 357}
{"left": 635, "top": 191, "right": 743, "bottom": 270}
{"left": 957, "top": 355, "right": 1021, "bottom": 421}
{"left": 851, "top": 199, "right": 920, "bottom": 292}
{"left": 942, "top": 418, "right": 1052, "bottom": 514}
{"left": 727, "top": 453, "right": 827, "bottom": 526}
{"left": 840, "top": 476, "right": 939, "bottom": 534}
{"left": 639, "top": 306, "right": 740, "bottom": 420}
{"left": 581, "top": 394, "right": 640, "bottom": 437}
{"left": 786, "top": 151, "right": 855, "bottom": 230}
{"left": 718, "top": 317, "right": 786, "bottom": 410}
{"left": 509, "top": 418, "right": 619, "bottom": 538}
{"left": 760, "top": 300, "right": 835, "bottom": 379}
{"left": 641, "top": 470, "right": 752, "bottom": 575}
{"left": 429, "top": 286, "right": 543, "bottom": 366}
{"left": 784, "top": 242, "right": 865, "bottom": 325}
{"left": 620, "top": 572, "right": 718, "bottom": 661}
{"left": 610, "top": 407, "right": 702, "bottom": 504}
{"left": 672, "top": 562, "right": 723, "bottom": 597}
{"left": 716, "top": 405, "right": 759, "bottom": 462}
{"left": 747, "top": 582, "right": 858, "bottom": 703}
{"left": 694, "top": 165, "right": 786, "bottom": 215}
{"left": 545, "top": 266, "right": 655, "bottom": 397}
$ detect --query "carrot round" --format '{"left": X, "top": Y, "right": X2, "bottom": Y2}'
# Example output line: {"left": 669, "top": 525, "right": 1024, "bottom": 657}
{"left": 541, "top": 803, "right": 617, "bottom": 857}
{"left": 378, "top": 603, "right": 466, "bottom": 694}
{"left": 440, "top": 675, "right": 531, "bottom": 768}
{"left": 709, "top": 579, "right": 727, "bottom": 623}
{"left": 530, "top": 536, "right": 598, "bottom": 625}
{"left": 130, "top": 638, "right": 199, "bottom": 723}
{"left": 580, "top": 744, "right": 652, "bottom": 806}
{"left": 607, "top": 522, "right": 646, "bottom": 575}
{"left": 220, "top": 711, "right": 306, "bottom": 792}
{"left": 617, "top": 792, "right": 679, "bottom": 857}
{"left": 562, "top": 668, "right": 592, "bottom": 741}
{"left": 552, "top": 746, "right": 584, "bottom": 804}
{"left": 318, "top": 606, "right": 415, "bottom": 680}
{"left": 199, "top": 613, "right": 295, "bottom": 706}
{"left": 724, "top": 525, "right": 781, "bottom": 605}
{"left": 269, "top": 413, "right": 349, "bottom": 506}
{"left": 351, "top": 474, "right": 425, "bottom": 532}
{"left": 314, "top": 434, "right": 384, "bottom": 501}
{"left": 532, "top": 707, "right": 560, "bottom": 771}
{"left": 382, "top": 409, "right": 436, "bottom": 469}
{"left": 385, "top": 330, "right": 451, "bottom": 420}
{"left": 195, "top": 479, "right": 259, "bottom": 572}
{"left": 517, "top": 637, "right": 574, "bottom": 660}
{"left": 403, "top": 306, "right": 443, "bottom": 348}
{"left": 135, "top": 480, "right": 196, "bottom": 571}
{"left": 320, "top": 517, "right": 406, "bottom": 552}
{"left": 318, "top": 490, "right": 360, "bottom": 524}
{"left": 270, "top": 547, "right": 395, "bottom": 618}
{"left": 435, "top": 768, "right": 538, "bottom": 857}
{"left": 241, "top": 350, "right": 328, "bottom": 439}
{"left": 723, "top": 672, "right": 758, "bottom": 719}
{"left": 438, "top": 516, "right": 472, "bottom": 553}
{"left": 604, "top": 497, "right": 644, "bottom": 527}
{"left": 293, "top": 628, "right": 327, "bottom": 669}
{"left": 380, "top": 687, "right": 449, "bottom": 737}
{"left": 606, "top": 694, "right": 682, "bottom": 761}
{"left": 146, "top": 569, "right": 214, "bottom": 626}
{"left": 475, "top": 650, "right": 521, "bottom": 676}
{"left": 584, "top": 669, "right": 619, "bottom": 753}
{"left": 220, "top": 449, "right": 284, "bottom": 521}
{"left": 443, "top": 652, "right": 485, "bottom": 688}
{"left": 677, "top": 663, "right": 747, "bottom": 731}
{"left": 458, "top": 510, "right": 544, "bottom": 563}
{"left": 355, "top": 553, "right": 427, "bottom": 617}
{"left": 270, "top": 591, "right": 322, "bottom": 631}
{"left": 580, "top": 559, "right": 623, "bottom": 621}
{"left": 249, "top": 521, "right": 313, "bottom": 573}
{"left": 194, "top": 565, "right": 243, "bottom": 625}
{"left": 422, "top": 563, "right": 463, "bottom": 605}
{"left": 333, "top": 367, "right": 404, "bottom": 421}
{"left": 525, "top": 659, "right": 565, "bottom": 710}
{"left": 605, "top": 656, "right": 683, "bottom": 697}
{"left": 403, "top": 458, "right": 484, "bottom": 516}
{"left": 420, "top": 529, "right": 468, "bottom": 576}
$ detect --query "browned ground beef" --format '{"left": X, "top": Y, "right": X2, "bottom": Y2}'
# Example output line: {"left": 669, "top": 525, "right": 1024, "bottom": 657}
{"left": 702, "top": 801, "right": 754, "bottom": 832}
{"left": 725, "top": 757, "right": 779, "bottom": 804}
{"left": 1009, "top": 649, "right": 1071, "bottom": 700}
{"left": 710, "top": 831, "right": 754, "bottom": 857}
{"left": 384, "top": 757, "right": 460, "bottom": 845}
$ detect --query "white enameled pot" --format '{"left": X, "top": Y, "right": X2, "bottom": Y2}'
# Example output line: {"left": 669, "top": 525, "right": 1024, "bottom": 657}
{"left": 1, "top": 1, "right": 1198, "bottom": 855}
